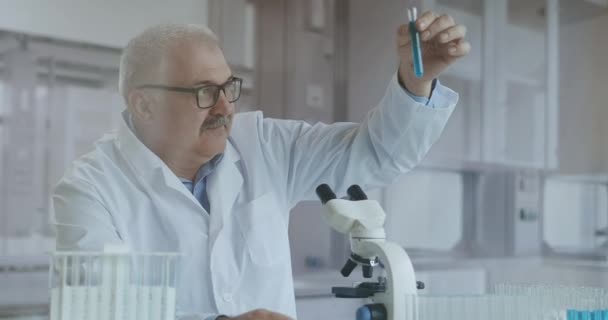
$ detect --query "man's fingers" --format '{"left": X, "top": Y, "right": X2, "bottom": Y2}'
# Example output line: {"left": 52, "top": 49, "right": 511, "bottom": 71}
{"left": 397, "top": 24, "right": 409, "bottom": 36}
{"left": 445, "top": 39, "right": 471, "bottom": 57}
{"left": 421, "top": 14, "right": 455, "bottom": 41}
{"left": 400, "top": 11, "right": 470, "bottom": 59}
{"left": 437, "top": 24, "right": 467, "bottom": 44}
{"left": 416, "top": 10, "right": 438, "bottom": 31}
{"left": 397, "top": 24, "right": 411, "bottom": 48}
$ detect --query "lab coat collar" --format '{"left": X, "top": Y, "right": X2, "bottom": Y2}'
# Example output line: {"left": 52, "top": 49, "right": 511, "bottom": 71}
{"left": 116, "top": 110, "right": 167, "bottom": 178}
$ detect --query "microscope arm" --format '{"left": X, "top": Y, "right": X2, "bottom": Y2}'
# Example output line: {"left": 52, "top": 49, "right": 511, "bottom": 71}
{"left": 358, "top": 240, "right": 418, "bottom": 320}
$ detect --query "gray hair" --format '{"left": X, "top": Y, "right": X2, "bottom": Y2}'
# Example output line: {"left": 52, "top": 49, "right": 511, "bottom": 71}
{"left": 118, "top": 23, "right": 219, "bottom": 104}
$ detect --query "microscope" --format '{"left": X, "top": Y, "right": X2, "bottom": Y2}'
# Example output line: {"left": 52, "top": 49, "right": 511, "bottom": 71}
{"left": 316, "top": 184, "right": 424, "bottom": 320}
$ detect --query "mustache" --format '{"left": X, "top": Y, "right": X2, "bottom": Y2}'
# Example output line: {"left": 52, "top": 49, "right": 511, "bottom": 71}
{"left": 201, "top": 115, "right": 232, "bottom": 131}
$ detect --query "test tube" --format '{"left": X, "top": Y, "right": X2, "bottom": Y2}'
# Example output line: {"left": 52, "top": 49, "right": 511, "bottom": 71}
{"left": 407, "top": 7, "right": 424, "bottom": 78}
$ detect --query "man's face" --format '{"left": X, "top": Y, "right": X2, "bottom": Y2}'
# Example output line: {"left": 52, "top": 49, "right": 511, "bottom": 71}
{"left": 146, "top": 40, "right": 235, "bottom": 160}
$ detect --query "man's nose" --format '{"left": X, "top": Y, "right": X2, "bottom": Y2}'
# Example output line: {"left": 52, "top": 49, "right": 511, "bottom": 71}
{"left": 209, "top": 90, "right": 234, "bottom": 116}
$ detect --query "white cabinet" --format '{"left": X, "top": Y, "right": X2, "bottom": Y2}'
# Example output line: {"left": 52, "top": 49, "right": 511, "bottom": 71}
{"left": 209, "top": 0, "right": 256, "bottom": 71}
{"left": 208, "top": 0, "right": 257, "bottom": 110}
{"left": 543, "top": 177, "right": 608, "bottom": 253}
{"left": 480, "top": 0, "right": 548, "bottom": 168}
{"left": 555, "top": 6, "right": 608, "bottom": 175}
{"left": 382, "top": 169, "right": 465, "bottom": 251}
{"left": 477, "top": 0, "right": 608, "bottom": 173}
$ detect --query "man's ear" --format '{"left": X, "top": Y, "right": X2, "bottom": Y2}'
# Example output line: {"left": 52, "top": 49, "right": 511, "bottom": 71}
{"left": 128, "top": 89, "right": 154, "bottom": 121}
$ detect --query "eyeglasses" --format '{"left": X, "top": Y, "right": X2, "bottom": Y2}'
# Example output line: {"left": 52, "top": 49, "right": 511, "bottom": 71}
{"left": 137, "top": 77, "right": 243, "bottom": 109}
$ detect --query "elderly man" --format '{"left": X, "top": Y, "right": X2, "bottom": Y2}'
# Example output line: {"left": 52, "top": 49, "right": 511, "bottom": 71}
{"left": 52, "top": 10, "right": 469, "bottom": 320}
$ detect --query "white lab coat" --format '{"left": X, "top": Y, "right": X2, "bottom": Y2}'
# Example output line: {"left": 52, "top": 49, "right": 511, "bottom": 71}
{"left": 52, "top": 74, "right": 457, "bottom": 319}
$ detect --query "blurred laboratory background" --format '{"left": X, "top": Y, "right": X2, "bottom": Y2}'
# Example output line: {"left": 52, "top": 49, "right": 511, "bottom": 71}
{"left": 0, "top": 0, "right": 607, "bottom": 319}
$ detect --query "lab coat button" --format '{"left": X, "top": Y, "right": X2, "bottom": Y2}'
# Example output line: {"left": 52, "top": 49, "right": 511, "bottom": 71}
{"left": 223, "top": 293, "right": 233, "bottom": 302}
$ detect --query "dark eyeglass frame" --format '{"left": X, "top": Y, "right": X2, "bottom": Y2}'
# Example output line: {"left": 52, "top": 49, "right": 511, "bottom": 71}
{"left": 137, "top": 77, "right": 243, "bottom": 109}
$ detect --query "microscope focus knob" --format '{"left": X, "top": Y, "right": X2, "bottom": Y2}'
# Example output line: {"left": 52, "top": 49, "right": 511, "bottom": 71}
{"left": 356, "top": 304, "right": 387, "bottom": 320}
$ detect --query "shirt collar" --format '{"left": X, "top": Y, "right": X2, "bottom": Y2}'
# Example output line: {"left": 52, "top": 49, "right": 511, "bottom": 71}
{"left": 179, "top": 153, "right": 224, "bottom": 184}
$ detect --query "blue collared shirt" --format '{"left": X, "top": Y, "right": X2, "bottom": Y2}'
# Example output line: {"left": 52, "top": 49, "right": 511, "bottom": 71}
{"left": 178, "top": 154, "right": 223, "bottom": 213}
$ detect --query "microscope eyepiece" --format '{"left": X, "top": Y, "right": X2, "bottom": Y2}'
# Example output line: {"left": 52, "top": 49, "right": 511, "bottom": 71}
{"left": 347, "top": 184, "right": 368, "bottom": 201}
{"left": 316, "top": 184, "right": 337, "bottom": 204}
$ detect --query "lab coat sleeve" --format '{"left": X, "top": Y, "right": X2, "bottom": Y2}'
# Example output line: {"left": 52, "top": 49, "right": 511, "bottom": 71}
{"left": 51, "top": 176, "right": 122, "bottom": 251}
{"left": 257, "top": 73, "right": 458, "bottom": 208}
{"left": 404, "top": 79, "right": 454, "bottom": 108}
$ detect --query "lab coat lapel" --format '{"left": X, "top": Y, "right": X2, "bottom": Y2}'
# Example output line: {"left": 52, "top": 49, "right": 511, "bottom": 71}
{"left": 159, "top": 166, "right": 203, "bottom": 208}
{"left": 116, "top": 112, "right": 210, "bottom": 212}
{"left": 207, "top": 138, "right": 243, "bottom": 241}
